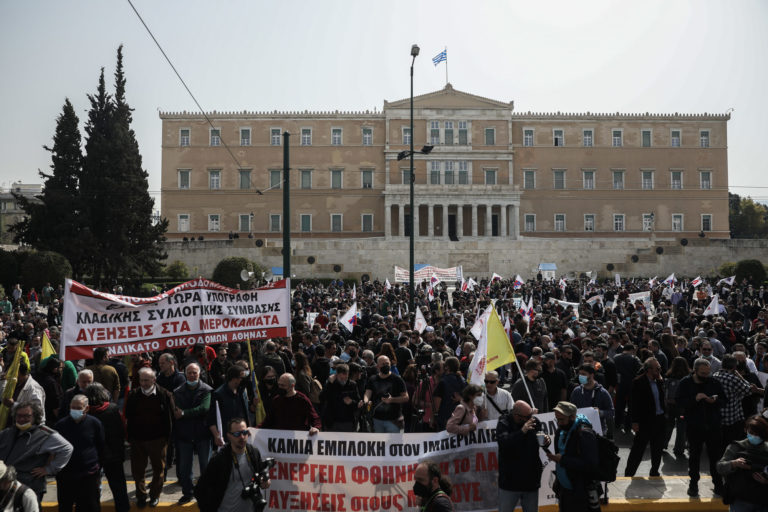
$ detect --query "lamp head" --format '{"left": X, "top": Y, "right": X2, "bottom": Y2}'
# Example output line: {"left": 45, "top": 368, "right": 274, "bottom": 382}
{"left": 411, "top": 45, "right": 420, "bottom": 57}
{"left": 397, "top": 151, "right": 410, "bottom": 161}
{"left": 421, "top": 145, "right": 434, "bottom": 155}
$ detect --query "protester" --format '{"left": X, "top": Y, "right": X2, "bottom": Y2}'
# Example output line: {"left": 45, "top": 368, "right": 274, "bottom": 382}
{"left": 261, "top": 373, "right": 321, "bottom": 433}
{"left": 208, "top": 366, "right": 251, "bottom": 446}
{"left": 363, "top": 356, "right": 408, "bottom": 433}
{"left": 569, "top": 363, "right": 614, "bottom": 434}
{"left": 624, "top": 358, "right": 666, "bottom": 477}
{"left": 713, "top": 354, "right": 757, "bottom": 447}
{"left": 0, "top": 461, "right": 38, "bottom": 512}
{"left": 512, "top": 359, "right": 549, "bottom": 413}
{"left": 85, "top": 347, "right": 120, "bottom": 402}
{"left": 0, "top": 362, "right": 45, "bottom": 425}
{"left": 58, "top": 369, "right": 93, "bottom": 419}
{"left": 432, "top": 357, "right": 466, "bottom": 430}
{"left": 481, "top": 371, "right": 513, "bottom": 421}
{"left": 321, "top": 363, "right": 361, "bottom": 432}
{"left": 663, "top": 356, "right": 690, "bottom": 457}
{"left": 446, "top": 384, "right": 484, "bottom": 435}
{"left": 716, "top": 414, "right": 768, "bottom": 511}
{"left": 412, "top": 462, "right": 454, "bottom": 512}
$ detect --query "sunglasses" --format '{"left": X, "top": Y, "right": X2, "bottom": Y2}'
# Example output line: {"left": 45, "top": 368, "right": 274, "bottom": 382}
{"left": 228, "top": 430, "right": 250, "bottom": 438}
{"left": 484, "top": 380, "right": 498, "bottom": 384}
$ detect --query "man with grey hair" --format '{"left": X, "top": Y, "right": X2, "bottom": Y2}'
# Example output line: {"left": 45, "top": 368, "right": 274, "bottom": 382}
{"left": 59, "top": 369, "right": 94, "bottom": 418}
{"left": 0, "top": 401, "right": 72, "bottom": 503}
{"left": 482, "top": 371, "right": 513, "bottom": 421}
{"left": 261, "top": 373, "right": 321, "bottom": 434}
{"left": 54, "top": 394, "right": 105, "bottom": 511}
{"left": 125, "top": 367, "right": 174, "bottom": 508}
{"left": 0, "top": 461, "right": 39, "bottom": 511}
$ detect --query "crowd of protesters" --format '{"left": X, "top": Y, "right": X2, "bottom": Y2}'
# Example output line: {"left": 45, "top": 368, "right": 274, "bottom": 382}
{"left": 0, "top": 274, "right": 767, "bottom": 511}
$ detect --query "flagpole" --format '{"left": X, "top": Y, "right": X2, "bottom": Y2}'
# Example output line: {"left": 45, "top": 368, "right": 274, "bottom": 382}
{"left": 513, "top": 357, "right": 536, "bottom": 408}
{"left": 445, "top": 46, "right": 448, "bottom": 85}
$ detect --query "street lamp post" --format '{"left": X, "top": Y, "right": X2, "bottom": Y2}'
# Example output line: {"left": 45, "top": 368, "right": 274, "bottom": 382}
{"left": 409, "top": 44, "right": 418, "bottom": 316}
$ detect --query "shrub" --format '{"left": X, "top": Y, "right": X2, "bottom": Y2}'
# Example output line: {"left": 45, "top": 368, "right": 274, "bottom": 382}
{"left": 718, "top": 262, "right": 737, "bottom": 278}
{"left": 165, "top": 260, "right": 190, "bottom": 281}
{"left": 20, "top": 250, "right": 73, "bottom": 292}
{"left": 212, "top": 257, "right": 255, "bottom": 289}
{"left": 734, "top": 259, "right": 766, "bottom": 286}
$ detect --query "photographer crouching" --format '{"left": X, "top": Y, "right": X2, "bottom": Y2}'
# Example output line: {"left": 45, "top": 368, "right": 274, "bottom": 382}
{"left": 195, "top": 418, "right": 273, "bottom": 512}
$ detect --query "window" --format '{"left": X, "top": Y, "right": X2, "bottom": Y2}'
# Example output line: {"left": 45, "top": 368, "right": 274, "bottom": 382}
{"left": 271, "top": 128, "right": 281, "bottom": 146}
{"left": 444, "top": 161, "right": 455, "bottom": 184}
{"left": 300, "top": 214, "right": 312, "bottom": 233}
{"left": 641, "top": 130, "right": 651, "bottom": 147}
{"left": 361, "top": 169, "right": 373, "bottom": 189}
{"left": 331, "top": 214, "right": 342, "bottom": 232}
{"left": 430, "top": 121, "right": 440, "bottom": 145}
{"left": 269, "top": 214, "right": 281, "bottom": 232}
{"left": 429, "top": 161, "right": 441, "bottom": 184}
{"left": 642, "top": 213, "right": 654, "bottom": 232}
{"left": 301, "top": 128, "right": 312, "bottom": 146}
{"left": 444, "top": 121, "right": 454, "bottom": 145}
{"left": 458, "top": 161, "right": 469, "bottom": 184}
{"left": 178, "top": 214, "right": 190, "bottom": 232}
{"left": 642, "top": 170, "right": 654, "bottom": 190}
{"left": 612, "top": 170, "right": 624, "bottom": 190}
{"left": 210, "top": 128, "right": 221, "bottom": 146}
{"left": 240, "top": 128, "right": 251, "bottom": 146}
{"left": 700, "top": 130, "right": 710, "bottom": 148}
{"left": 300, "top": 170, "right": 312, "bottom": 189}
{"left": 702, "top": 214, "right": 712, "bottom": 232}
{"left": 239, "top": 214, "right": 251, "bottom": 232}
{"left": 523, "top": 170, "right": 536, "bottom": 189}
{"left": 553, "top": 129, "right": 564, "bottom": 147}
{"left": 402, "top": 169, "right": 411, "bottom": 184}
{"left": 180, "top": 129, "right": 190, "bottom": 147}
{"left": 700, "top": 171, "right": 712, "bottom": 190}
{"left": 524, "top": 214, "right": 536, "bottom": 232}
{"left": 485, "top": 169, "right": 497, "bottom": 185}
{"left": 553, "top": 170, "right": 566, "bottom": 190}
{"left": 523, "top": 129, "right": 534, "bottom": 147}
{"left": 458, "top": 121, "right": 468, "bottom": 145}
{"left": 582, "top": 170, "right": 594, "bottom": 190}
{"left": 583, "top": 129, "right": 593, "bottom": 147}
{"left": 671, "top": 129, "right": 681, "bottom": 147}
{"left": 239, "top": 169, "right": 251, "bottom": 190}
{"left": 555, "top": 214, "right": 566, "bottom": 232}
{"left": 208, "top": 214, "right": 220, "bottom": 232}
{"left": 331, "top": 128, "right": 342, "bottom": 146}
{"left": 670, "top": 170, "right": 683, "bottom": 190}
{"left": 612, "top": 129, "right": 623, "bottom": 147}
{"left": 485, "top": 128, "right": 495, "bottom": 146}
{"left": 331, "top": 169, "right": 343, "bottom": 189}
{"left": 403, "top": 127, "right": 412, "bottom": 145}
{"left": 209, "top": 170, "right": 221, "bottom": 190}
{"left": 613, "top": 214, "right": 625, "bottom": 232}
{"left": 672, "top": 214, "right": 684, "bottom": 232}
{"left": 178, "top": 169, "right": 190, "bottom": 190}
{"left": 362, "top": 214, "right": 373, "bottom": 232}
{"left": 584, "top": 214, "right": 595, "bottom": 232}
{"left": 362, "top": 127, "right": 372, "bottom": 146}
{"left": 269, "top": 170, "right": 281, "bottom": 189}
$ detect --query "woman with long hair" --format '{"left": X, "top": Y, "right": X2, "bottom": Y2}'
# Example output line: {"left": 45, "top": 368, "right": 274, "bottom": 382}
{"left": 376, "top": 343, "right": 399, "bottom": 375}
{"left": 446, "top": 384, "right": 484, "bottom": 435}
{"left": 665, "top": 356, "right": 691, "bottom": 457}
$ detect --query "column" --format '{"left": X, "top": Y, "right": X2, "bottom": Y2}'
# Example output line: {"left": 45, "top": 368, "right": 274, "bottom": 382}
{"left": 512, "top": 205, "right": 519, "bottom": 239}
{"left": 500, "top": 204, "right": 507, "bottom": 238}
{"left": 384, "top": 201, "right": 391, "bottom": 238}
{"left": 485, "top": 204, "right": 493, "bottom": 237}
{"left": 471, "top": 204, "right": 478, "bottom": 237}
{"left": 442, "top": 204, "right": 449, "bottom": 238}
{"left": 398, "top": 204, "right": 404, "bottom": 237}
{"left": 427, "top": 203, "right": 434, "bottom": 237}
{"left": 413, "top": 204, "right": 420, "bottom": 237}
{"left": 457, "top": 204, "right": 464, "bottom": 237}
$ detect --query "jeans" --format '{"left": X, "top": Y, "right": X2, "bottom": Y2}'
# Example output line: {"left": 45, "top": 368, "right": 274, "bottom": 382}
{"left": 176, "top": 438, "right": 212, "bottom": 497}
{"left": 687, "top": 428, "right": 723, "bottom": 489}
{"left": 499, "top": 489, "right": 538, "bottom": 512}
{"left": 103, "top": 460, "right": 131, "bottom": 512}
{"left": 373, "top": 418, "right": 401, "bottom": 433}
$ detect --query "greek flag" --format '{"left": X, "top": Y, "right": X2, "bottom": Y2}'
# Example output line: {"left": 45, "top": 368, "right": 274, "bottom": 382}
{"left": 432, "top": 49, "right": 447, "bottom": 66}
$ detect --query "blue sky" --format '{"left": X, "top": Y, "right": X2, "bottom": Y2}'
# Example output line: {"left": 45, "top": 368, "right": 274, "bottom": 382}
{"left": 1, "top": 0, "right": 766, "bottom": 207}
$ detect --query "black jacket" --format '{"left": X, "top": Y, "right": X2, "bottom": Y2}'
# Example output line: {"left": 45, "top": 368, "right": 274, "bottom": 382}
{"left": 630, "top": 375, "right": 666, "bottom": 424}
{"left": 496, "top": 412, "right": 542, "bottom": 491}
{"left": 675, "top": 375, "right": 725, "bottom": 432}
{"left": 88, "top": 402, "right": 125, "bottom": 463}
{"left": 194, "top": 443, "right": 265, "bottom": 512}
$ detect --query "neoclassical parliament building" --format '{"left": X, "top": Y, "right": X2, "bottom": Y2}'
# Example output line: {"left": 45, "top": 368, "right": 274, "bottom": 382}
{"left": 160, "top": 84, "right": 730, "bottom": 243}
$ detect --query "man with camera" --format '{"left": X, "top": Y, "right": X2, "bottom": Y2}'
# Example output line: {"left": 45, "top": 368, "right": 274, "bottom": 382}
{"left": 195, "top": 418, "right": 271, "bottom": 512}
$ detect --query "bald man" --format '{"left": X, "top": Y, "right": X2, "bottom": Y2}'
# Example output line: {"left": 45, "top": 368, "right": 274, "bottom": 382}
{"left": 261, "top": 373, "right": 321, "bottom": 434}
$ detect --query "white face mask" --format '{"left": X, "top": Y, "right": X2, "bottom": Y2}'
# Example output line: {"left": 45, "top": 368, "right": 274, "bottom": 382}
{"left": 473, "top": 396, "right": 484, "bottom": 408}
{"left": 141, "top": 385, "right": 155, "bottom": 396}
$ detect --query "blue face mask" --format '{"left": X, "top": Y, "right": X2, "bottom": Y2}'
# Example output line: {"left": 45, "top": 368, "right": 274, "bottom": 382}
{"left": 70, "top": 409, "right": 84, "bottom": 421}
{"left": 186, "top": 379, "right": 199, "bottom": 387}
{"left": 747, "top": 433, "right": 763, "bottom": 445}
{"left": 578, "top": 375, "right": 589, "bottom": 386}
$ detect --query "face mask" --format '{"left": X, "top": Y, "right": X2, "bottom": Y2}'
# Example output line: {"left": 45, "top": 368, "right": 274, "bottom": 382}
{"left": 747, "top": 433, "right": 763, "bottom": 445}
{"left": 186, "top": 379, "right": 199, "bottom": 387}
{"left": 340, "top": 352, "right": 351, "bottom": 362}
{"left": 141, "top": 386, "right": 155, "bottom": 396}
{"left": 412, "top": 481, "right": 431, "bottom": 498}
{"left": 380, "top": 365, "right": 391, "bottom": 375}
{"left": 277, "top": 387, "right": 288, "bottom": 397}
{"left": 473, "top": 396, "right": 484, "bottom": 407}
{"left": 578, "top": 375, "right": 589, "bottom": 385}
{"left": 241, "top": 371, "right": 250, "bottom": 379}
{"left": 337, "top": 378, "right": 348, "bottom": 386}
{"left": 15, "top": 422, "right": 32, "bottom": 431}
{"left": 70, "top": 409, "right": 84, "bottom": 421}
{"left": 264, "top": 378, "right": 276, "bottom": 386}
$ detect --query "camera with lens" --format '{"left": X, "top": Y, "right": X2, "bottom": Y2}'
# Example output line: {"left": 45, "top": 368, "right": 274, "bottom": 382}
{"left": 242, "top": 457, "right": 276, "bottom": 512}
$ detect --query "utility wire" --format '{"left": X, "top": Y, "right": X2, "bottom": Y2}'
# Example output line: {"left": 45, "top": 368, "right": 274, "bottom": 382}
{"left": 125, "top": 0, "right": 261, "bottom": 195}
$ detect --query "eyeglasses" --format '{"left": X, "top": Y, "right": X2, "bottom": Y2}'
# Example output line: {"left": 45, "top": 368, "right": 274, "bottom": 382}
{"left": 484, "top": 380, "right": 498, "bottom": 384}
{"left": 228, "top": 430, "right": 250, "bottom": 438}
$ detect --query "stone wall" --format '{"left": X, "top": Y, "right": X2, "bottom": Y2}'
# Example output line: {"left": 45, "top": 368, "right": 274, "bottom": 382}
{"left": 164, "top": 237, "right": 768, "bottom": 281}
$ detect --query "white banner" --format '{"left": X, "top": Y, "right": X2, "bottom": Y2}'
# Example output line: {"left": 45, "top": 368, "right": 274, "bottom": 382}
{"left": 61, "top": 278, "right": 291, "bottom": 360}
{"left": 249, "top": 408, "right": 600, "bottom": 512}
{"left": 394, "top": 265, "right": 463, "bottom": 284}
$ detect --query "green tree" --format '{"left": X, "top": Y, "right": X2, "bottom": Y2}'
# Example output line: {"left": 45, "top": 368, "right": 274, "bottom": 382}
{"left": 212, "top": 257, "right": 256, "bottom": 288}
{"left": 79, "top": 46, "right": 167, "bottom": 287}
{"left": 11, "top": 99, "right": 88, "bottom": 278}
{"left": 165, "top": 260, "right": 190, "bottom": 281}
{"left": 729, "top": 192, "right": 768, "bottom": 238}
{"left": 735, "top": 259, "right": 766, "bottom": 286}
{"left": 19, "top": 250, "right": 73, "bottom": 292}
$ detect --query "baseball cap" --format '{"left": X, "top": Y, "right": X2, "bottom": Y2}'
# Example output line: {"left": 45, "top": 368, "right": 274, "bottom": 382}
{"left": 543, "top": 352, "right": 556, "bottom": 361}
{"left": 554, "top": 401, "right": 577, "bottom": 417}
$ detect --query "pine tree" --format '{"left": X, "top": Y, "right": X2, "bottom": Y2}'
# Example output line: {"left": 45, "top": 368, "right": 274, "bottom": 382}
{"left": 12, "top": 99, "right": 87, "bottom": 277}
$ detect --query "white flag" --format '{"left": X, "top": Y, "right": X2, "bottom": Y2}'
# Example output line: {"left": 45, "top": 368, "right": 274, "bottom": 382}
{"left": 340, "top": 302, "right": 357, "bottom": 332}
{"left": 414, "top": 307, "right": 428, "bottom": 334}
{"left": 491, "top": 272, "right": 503, "bottom": 282}
{"left": 215, "top": 401, "right": 224, "bottom": 451}
{"left": 717, "top": 276, "right": 735, "bottom": 286}
{"left": 467, "top": 306, "right": 493, "bottom": 386}
{"left": 663, "top": 273, "right": 676, "bottom": 286}
{"left": 691, "top": 276, "right": 703, "bottom": 288}
{"left": 667, "top": 314, "right": 674, "bottom": 331}
{"left": 615, "top": 273, "right": 621, "bottom": 287}
{"left": 385, "top": 279, "right": 392, "bottom": 290}
{"left": 513, "top": 275, "right": 524, "bottom": 289}
{"left": 649, "top": 276, "right": 658, "bottom": 287}
{"left": 460, "top": 313, "right": 465, "bottom": 329}
{"left": 504, "top": 316, "right": 511, "bottom": 339}
{"left": 703, "top": 294, "right": 719, "bottom": 316}
{"left": 470, "top": 307, "right": 489, "bottom": 340}
{"left": 467, "top": 278, "right": 478, "bottom": 291}
{"left": 398, "top": 304, "right": 402, "bottom": 320}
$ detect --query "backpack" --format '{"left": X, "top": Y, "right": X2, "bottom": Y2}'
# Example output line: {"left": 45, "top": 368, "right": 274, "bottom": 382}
{"left": 309, "top": 377, "right": 323, "bottom": 404}
{"left": 582, "top": 426, "right": 621, "bottom": 482}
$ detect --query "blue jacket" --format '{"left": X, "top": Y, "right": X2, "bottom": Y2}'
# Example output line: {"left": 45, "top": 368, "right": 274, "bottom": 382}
{"left": 569, "top": 383, "right": 614, "bottom": 431}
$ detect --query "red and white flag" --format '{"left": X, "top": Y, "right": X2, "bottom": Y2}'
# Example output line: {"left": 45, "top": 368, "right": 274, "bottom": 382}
{"left": 663, "top": 273, "right": 676, "bottom": 286}
{"left": 385, "top": 279, "right": 392, "bottom": 290}
{"left": 513, "top": 275, "right": 524, "bottom": 289}
{"left": 414, "top": 307, "right": 428, "bottom": 333}
{"left": 703, "top": 294, "right": 719, "bottom": 317}
{"left": 340, "top": 302, "right": 357, "bottom": 332}
{"left": 491, "top": 272, "right": 503, "bottom": 282}
{"left": 691, "top": 276, "right": 703, "bottom": 288}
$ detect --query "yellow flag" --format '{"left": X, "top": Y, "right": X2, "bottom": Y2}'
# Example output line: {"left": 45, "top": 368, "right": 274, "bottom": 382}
{"left": 42, "top": 330, "right": 57, "bottom": 360}
{"left": 246, "top": 340, "right": 266, "bottom": 425}
{"left": 486, "top": 307, "right": 516, "bottom": 369}
{"left": 0, "top": 341, "right": 26, "bottom": 429}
